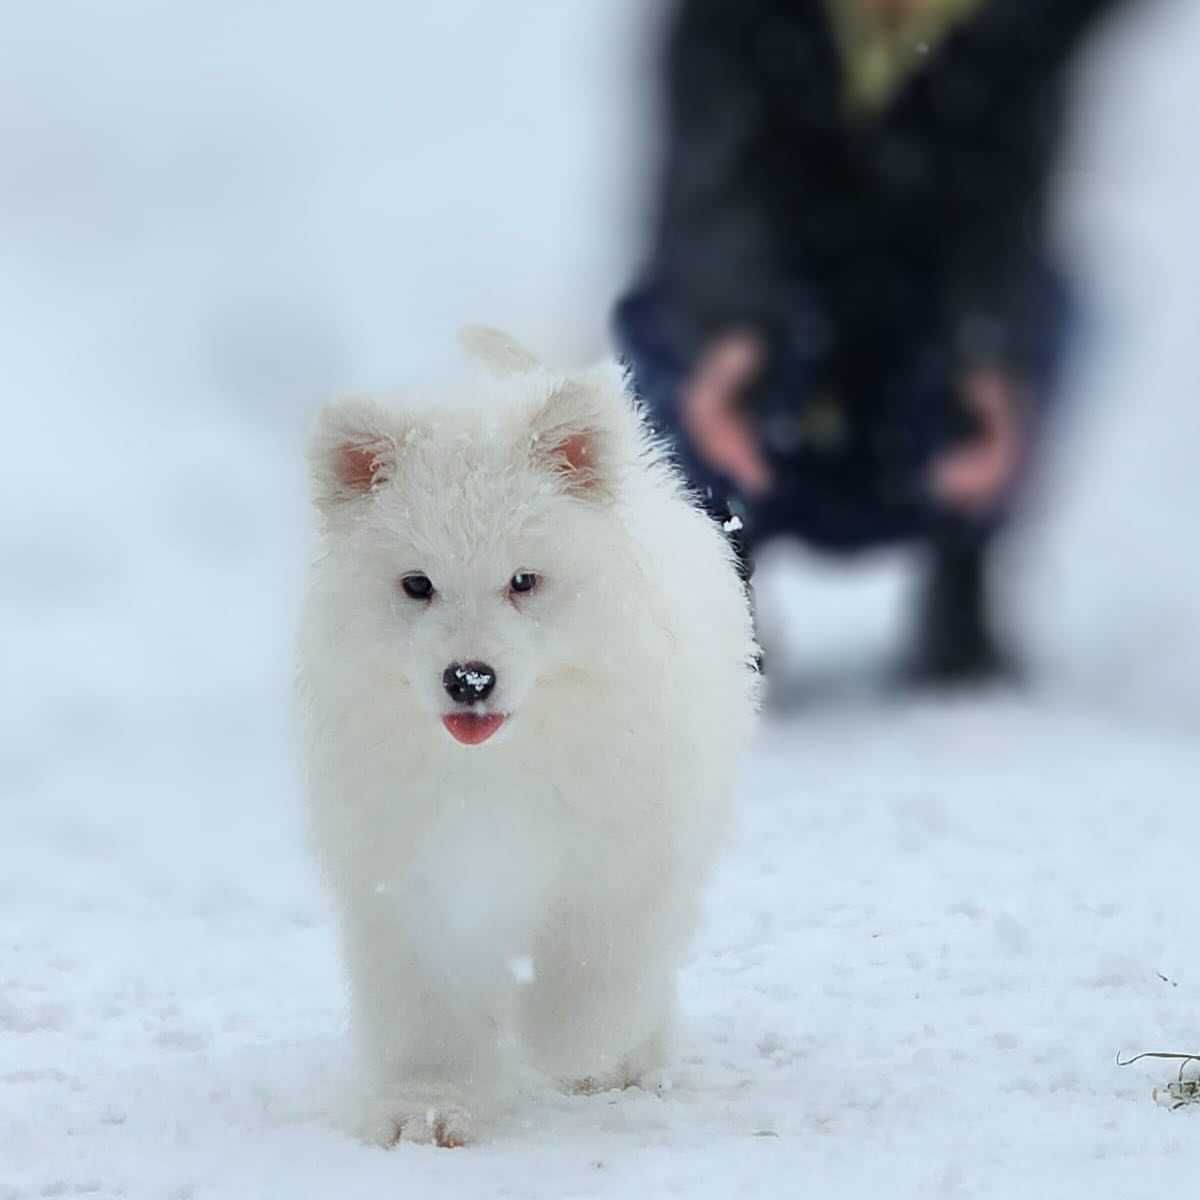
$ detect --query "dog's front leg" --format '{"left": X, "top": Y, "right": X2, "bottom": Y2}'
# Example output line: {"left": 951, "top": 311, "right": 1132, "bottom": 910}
{"left": 337, "top": 897, "right": 507, "bottom": 1147}
{"left": 518, "top": 899, "right": 679, "bottom": 1094}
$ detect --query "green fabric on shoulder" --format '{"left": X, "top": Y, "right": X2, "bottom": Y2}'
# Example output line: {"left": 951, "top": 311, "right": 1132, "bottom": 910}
{"left": 823, "top": 0, "right": 988, "bottom": 116}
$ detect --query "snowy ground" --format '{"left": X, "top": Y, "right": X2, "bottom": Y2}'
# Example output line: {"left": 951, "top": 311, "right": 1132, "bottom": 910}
{"left": 6, "top": 684, "right": 1198, "bottom": 1200}
{"left": 3, "top": 2, "right": 1199, "bottom": 1198}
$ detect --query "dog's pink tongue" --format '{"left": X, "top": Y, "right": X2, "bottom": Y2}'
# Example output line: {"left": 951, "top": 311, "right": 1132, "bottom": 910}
{"left": 442, "top": 712, "right": 505, "bottom": 745}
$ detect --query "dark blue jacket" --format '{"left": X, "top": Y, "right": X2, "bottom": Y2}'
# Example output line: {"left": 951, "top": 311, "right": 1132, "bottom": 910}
{"left": 617, "top": 0, "right": 1118, "bottom": 550}
{"left": 651, "top": 0, "right": 1120, "bottom": 373}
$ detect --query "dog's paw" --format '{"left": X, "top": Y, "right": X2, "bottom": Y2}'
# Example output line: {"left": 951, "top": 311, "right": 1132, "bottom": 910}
{"left": 358, "top": 1094, "right": 474, "bottom": 1149}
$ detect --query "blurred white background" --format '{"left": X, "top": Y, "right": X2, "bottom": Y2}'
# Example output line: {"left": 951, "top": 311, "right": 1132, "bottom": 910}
{"left": 2, "top": 0, "right": 1197, "bottom": 789}
{"left": 1, "top": 0, "right": 656, "bottom": 807}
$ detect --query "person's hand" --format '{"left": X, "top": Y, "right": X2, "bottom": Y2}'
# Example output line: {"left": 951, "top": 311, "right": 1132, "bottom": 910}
{"left": 680, "top": 331, "right": 772, "bottom": 496}
{"left": 928, "top": 368, "right": 1025, "bottom": 515}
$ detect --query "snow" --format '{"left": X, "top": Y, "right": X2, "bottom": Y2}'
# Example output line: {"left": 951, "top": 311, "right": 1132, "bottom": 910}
{"left": 507, "top": 956, "right": 537, "bottom": 987}
{"left": 457, "top": 668, "right": 494, "bottom": 692}
{"left": 2, "top": 1, "right": 1199, "bottom": 1198}
{"left": 7, "top": 690, "right": 1199, "bottom": 1198}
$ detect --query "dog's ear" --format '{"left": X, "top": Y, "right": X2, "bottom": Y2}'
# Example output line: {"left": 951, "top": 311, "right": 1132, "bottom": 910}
{"left": 528, "top": 375, "right": 626, "bottom": 501}
{"left": 307, "top": 397, "right": 401, "bottom": 511}
{"left": 458, "top": 325, "right": 541, "bottom": 378}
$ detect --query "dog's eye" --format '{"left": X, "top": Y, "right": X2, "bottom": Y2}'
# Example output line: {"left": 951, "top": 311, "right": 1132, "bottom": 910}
{"left": 400, "top": 573, "right": 435, "bottom": 600}
{"left": 509, "top": 572, "right": 538, "bottom": 595}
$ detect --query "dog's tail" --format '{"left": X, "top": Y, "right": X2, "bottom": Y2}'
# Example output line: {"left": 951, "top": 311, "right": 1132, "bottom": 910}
{"left": 457, "top": 325, "right": 541, "bottom": 378}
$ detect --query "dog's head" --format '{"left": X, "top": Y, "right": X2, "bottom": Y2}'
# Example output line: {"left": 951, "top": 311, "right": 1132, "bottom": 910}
{"left": 306, "top": 330, "right": 644, "bottom": 747}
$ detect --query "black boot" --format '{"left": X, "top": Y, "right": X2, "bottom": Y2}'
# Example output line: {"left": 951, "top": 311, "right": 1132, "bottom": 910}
{"left": 907, "top": 539, "right": 1016, "bottom": 687}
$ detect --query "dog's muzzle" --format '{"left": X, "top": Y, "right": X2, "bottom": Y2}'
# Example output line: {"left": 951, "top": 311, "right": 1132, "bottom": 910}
{"left": 440, "top": 662, "right": 505, "bottom": 744}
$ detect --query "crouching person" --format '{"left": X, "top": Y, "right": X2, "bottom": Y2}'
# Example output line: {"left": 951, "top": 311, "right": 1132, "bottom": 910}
{"left": 616, "top": 0, "right": 1123, "bottom": 684}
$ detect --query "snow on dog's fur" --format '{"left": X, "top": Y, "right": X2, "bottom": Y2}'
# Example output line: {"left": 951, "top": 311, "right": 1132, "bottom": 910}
{"left": 297, "top": 328, "right": 758, "bottom": 1146}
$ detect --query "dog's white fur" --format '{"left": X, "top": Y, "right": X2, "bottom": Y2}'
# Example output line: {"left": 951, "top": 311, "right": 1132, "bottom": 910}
{"left": 297, "top": 329, "right": 758, "bottom": 1146}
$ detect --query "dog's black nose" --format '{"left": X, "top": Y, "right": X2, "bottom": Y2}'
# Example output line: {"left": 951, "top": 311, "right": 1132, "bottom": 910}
{"left": 442, "top": 661, "right": 497, "bottom": 705}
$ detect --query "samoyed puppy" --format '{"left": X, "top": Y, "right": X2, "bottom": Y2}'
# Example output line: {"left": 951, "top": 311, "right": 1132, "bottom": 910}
{"left": 297, "top": 328, "right": 757, "bottom": 1146}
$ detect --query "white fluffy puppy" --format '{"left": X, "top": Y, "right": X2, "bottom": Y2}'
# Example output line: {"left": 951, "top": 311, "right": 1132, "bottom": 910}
{"left": 297, "top": 329, "right": 757, "bottom": 1146}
